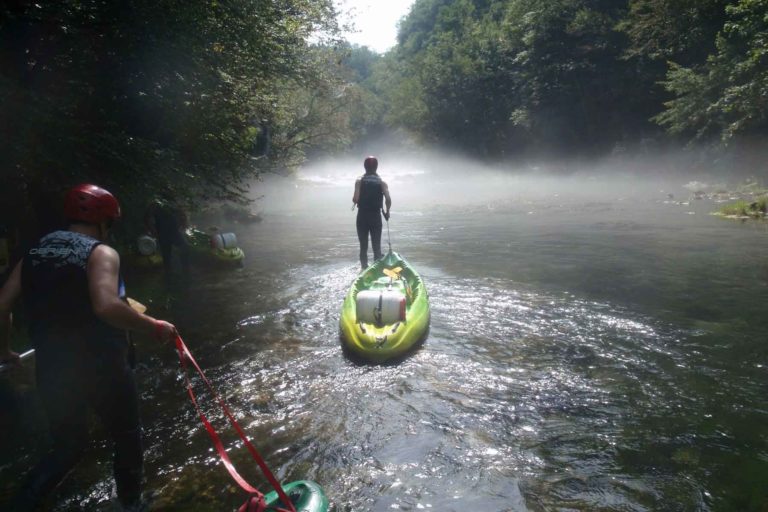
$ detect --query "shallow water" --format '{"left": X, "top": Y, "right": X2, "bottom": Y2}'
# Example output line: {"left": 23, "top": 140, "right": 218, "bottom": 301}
{"left": 2, "top": 161, "right": 768, "bottom": 511}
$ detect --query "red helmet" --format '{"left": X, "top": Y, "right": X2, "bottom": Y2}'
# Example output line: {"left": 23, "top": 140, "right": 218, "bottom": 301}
{"left": 64, "top": 184, "right": 121, "bottom": 224}
{"left": 363, "top": 156, "right": 378, "bottom": 173}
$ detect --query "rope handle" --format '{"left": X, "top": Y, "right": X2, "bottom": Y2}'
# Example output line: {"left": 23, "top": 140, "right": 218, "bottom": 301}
{"left": 174, "top": 335, "right": 296, "bottom": 512}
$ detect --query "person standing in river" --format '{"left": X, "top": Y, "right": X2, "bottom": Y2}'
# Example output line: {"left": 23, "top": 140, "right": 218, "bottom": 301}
{"left": 0, "top": 184, "right": 178, "bottom": 512}
{"left": 352, "top": 156, "right": 392, "bottom": 270}
{"left": 145, "top": 193, "right": 191, "bottom": 277}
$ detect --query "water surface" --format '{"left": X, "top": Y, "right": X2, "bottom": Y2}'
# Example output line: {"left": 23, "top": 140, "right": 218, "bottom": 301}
{"left": 2, "top": 161, "right": 767, "bottom": 511}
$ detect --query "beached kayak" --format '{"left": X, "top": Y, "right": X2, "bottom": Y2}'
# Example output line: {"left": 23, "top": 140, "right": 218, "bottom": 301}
{"left": 340, "top": 251, "right": 429, "bottom": 362}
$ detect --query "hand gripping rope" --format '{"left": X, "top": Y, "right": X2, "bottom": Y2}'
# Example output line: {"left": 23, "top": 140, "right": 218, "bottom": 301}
{"left": 174, "top": 335, "right": 296, "bottom": 512}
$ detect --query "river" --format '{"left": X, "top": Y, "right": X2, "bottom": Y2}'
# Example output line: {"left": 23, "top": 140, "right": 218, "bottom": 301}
{"left": 1, "top": 155, "right": 768, "bottom": 511}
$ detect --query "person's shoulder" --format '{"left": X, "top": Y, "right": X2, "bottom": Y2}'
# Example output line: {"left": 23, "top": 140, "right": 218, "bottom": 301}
{"left": 91, "top": 243, "right": 119, "bottom": 261}
{"left": 41, "top": 229, "right": 69, "bottom": 241}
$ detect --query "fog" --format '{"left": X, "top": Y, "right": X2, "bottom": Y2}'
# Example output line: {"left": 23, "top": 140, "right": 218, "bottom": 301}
{"left": 249, "top": 146, "right": 758, "bottom": 221}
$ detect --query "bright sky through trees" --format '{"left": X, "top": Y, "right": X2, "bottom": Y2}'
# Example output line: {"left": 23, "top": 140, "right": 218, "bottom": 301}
{"left": 334, "top": 0, "right": 416, "bottom": 53}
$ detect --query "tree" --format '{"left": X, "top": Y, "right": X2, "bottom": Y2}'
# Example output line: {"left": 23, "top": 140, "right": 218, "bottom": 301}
{"left": 0, "top": 0, "right": 339, "bottom": 235}
{"left": 386, "top": 0, "right": 640, "bottom": 157}
{"left": 621, "top": 0, "right": 730, "bottom": 66}
{"left": 654, "top": 0, "right": 768, "bottom": 142}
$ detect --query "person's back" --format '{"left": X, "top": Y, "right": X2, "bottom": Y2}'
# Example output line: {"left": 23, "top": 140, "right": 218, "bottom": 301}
{"left": 1, "top": 184, "right": 178, "bottom": 512}
{"left": 23, "top": 229, "right": 128, "bottom": 357}
{"left": 358, "top": 173, "right": 384, "bottom": 212}
{"left": 352, "top": 156, "right": 391, "bottom": 269}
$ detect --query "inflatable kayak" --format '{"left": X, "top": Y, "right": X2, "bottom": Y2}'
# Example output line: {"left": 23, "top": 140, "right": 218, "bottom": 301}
{"left": 340, "top": 251, "right": 429, "bottom": 362}
{"left": 185, "top": 227, "right": 245, "bottom": 266}
{"left": 127, "top": 228, "right": 244, "bottom": 269}
{"left": 260, "top": 480, "right": 329, "bottom": 512}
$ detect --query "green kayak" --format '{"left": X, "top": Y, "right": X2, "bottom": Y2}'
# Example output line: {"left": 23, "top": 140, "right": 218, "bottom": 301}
{"left": 126, "top": 228, "right": 244, "bottom": 270}
{"left": 262, "top": 480, "right": 329, "bottom": 512}
{"left": 340, "top": 251, "right": 429, "bottom": 362}
{"left": 185, "top": 227, "right": 245, "bottom": 266}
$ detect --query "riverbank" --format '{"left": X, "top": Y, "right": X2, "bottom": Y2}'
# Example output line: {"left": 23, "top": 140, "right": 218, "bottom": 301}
{"left": 675, "top": 179, "right": 768, "bottom": 220}
{"left": 714, "top": 198, "right": 768, "bottom": 219}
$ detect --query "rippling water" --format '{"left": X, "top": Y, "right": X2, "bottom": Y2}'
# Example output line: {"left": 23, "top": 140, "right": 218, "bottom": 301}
{"left": 2, "top": 162, "right": 768, "bottom": 511}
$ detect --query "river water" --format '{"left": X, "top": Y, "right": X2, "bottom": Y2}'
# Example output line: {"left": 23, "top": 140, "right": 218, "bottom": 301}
{"left": 2, "top": 156, "right": 768, "bottom": 511}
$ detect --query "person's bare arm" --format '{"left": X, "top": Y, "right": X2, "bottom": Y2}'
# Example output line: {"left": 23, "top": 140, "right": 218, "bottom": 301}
{"left": 382, "top": 181, "right": 392, "bottom": 214}
{"left": 88, "top": 245, "right": 176, "bottom": 341}
{"left": 0, "top": 261, "right": 22, "bottom": 363}
{"left": 352, "top": 179, "right": 361, "bottom": 206}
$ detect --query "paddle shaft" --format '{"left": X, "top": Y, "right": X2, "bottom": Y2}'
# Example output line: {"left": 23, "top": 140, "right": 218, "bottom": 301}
{"left": 0, "top": 297, "right": 143, "bottom": 375}
{"left": 385, "top": 210, "right": 392, "bottom": 252}
{"left": 0, "top": 349, "right": 34, "bottom": 373}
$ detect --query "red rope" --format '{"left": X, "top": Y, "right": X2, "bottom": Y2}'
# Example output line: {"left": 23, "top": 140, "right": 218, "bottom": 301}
{"left": 174, "top": 335, "right": 297, "bottom": 512}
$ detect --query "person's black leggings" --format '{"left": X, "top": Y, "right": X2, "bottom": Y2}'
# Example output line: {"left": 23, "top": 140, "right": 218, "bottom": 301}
{"left": 356, "top": 209, "right": 382, "bottom": 269}
{"left": 10, "top": 348, "right": 143, "bottom": 511}
{"left": 158, "top": 229, "right": 190, "bottom": 275}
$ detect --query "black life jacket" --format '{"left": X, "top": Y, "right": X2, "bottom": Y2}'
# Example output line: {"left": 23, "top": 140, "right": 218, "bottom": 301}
{"left": 358, "top": 173, "right": 383, "bottom": 212}
{"left": 21, "top": 230, "right": 126, "bottom": 350}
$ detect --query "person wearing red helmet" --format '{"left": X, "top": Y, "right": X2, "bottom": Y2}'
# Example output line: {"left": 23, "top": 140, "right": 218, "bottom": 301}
{"left": 0, "top": 184, "right": 177, "bottom": 511}
{"left": 352, "top": 156, "right": 392, "bottom": 270}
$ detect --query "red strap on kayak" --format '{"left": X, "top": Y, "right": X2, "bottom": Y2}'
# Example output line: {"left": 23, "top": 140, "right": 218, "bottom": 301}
{"left": 174, "top": 335, "right": 296, "bottom": 512}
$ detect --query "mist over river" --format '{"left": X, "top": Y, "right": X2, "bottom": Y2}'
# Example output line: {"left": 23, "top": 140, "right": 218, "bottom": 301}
{"left": 2, "top": 154, "right": 768, "bottom": 511}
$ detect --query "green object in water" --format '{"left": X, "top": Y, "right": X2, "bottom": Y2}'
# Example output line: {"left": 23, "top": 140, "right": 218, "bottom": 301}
{"left": 186, "top": 227, "right": 245, "bottom": 265}
{"left": 340, "top": 251, "right": 430, "bottom": 363}
{"left": 262, "top": 480, "right": 329, "bottom": 512}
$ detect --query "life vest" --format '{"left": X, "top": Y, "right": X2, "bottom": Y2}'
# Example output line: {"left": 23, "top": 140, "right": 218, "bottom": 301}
{"left": 21, "top": 230, "right": 126, "bottom": 349}
{"left": 358, "top": 173, "right": 384, "bottom": 212}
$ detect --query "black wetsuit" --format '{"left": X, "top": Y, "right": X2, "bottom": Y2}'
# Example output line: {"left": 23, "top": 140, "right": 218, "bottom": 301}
{"left": 356, "top": 173, "right": 384, "bottom": 269}
{"left": 11, "top": 230, "right": 142, "bottom": 511}
{"left": 151, "top": 204, "right": 190, "bottom": 274}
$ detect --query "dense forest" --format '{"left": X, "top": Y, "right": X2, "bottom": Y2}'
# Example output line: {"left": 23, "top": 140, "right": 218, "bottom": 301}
{"left": 370, "top": 0, "right": 767, "bottom": 159}
{"left": 1, "top": 0, "right": 766, "bottom": 241}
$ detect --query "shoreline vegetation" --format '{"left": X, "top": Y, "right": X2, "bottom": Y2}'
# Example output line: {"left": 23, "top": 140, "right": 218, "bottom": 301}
{"left": 691, "top": 180, "right": 768, "bottom": 219}
{"left": 715, "top": 198, "right": 768, "bottom": 219}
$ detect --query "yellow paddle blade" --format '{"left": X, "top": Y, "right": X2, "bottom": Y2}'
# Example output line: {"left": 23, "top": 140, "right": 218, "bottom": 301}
{"left": 383, "top": 267, "right": 402, "bottom": 279}
{"left": 127, "top": 297, "right": 147, "bottom": 314}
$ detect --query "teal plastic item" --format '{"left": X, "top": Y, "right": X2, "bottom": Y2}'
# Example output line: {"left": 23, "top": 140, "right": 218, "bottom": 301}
{"left": 186, "top": 227, "right": 245, "bottom": 265}
{"left": 262, "top": 480, "right": 329, "bottom": 512}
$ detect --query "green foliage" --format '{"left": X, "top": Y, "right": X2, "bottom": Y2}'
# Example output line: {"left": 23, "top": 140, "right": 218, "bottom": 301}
{"left": 383, "top": 0, "right": 642, "bottom": 156}
{"left": 0, "top": 0, "right": 340, "bottom": 234}
{"left": 3, "top": 0, "right": 767, "bottom": 224}
{"left": 654, "top": 0, "right": 768, "bottom": 142}
{"left": 369, "top": 0, "right": 767, "bottom": 157}
{"left": 652, "top": 62, "right": 722, "bottom": 139}
{"left": 716, "top": 197, "right": 768, "bottom": 217}
{"left": 621, "top": 0, "right": 730, "bottom": 65}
